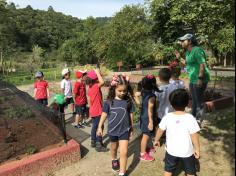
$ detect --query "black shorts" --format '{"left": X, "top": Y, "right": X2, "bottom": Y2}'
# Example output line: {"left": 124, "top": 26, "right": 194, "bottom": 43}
{"left": 64, "top": 97, "right": 74, "bottom": 106}
{"left": 164, "top": 152, "right": 196, "bottom": 175}
{"left": 75, "top": 104, "right": 87, "bottom": 116}
{"left": 109, "top": 131, "right": 130, "bottom": 142}
{"left": 37, "top": 99, "right": 48, "bottom": 106}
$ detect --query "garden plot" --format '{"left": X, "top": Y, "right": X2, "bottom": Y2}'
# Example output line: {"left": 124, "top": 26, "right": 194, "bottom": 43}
{"left": 0, "top": 88, "right": 64, "bottom": 166}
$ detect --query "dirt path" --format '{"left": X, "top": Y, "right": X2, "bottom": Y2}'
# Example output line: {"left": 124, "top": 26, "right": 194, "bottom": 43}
{"left": 50, "top": 107, "right": 235, "bottom": 176}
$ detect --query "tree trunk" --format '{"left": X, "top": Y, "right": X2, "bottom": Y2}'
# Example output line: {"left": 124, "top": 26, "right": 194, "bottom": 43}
{"left": 224, "top": 54, "right": 227, "bottom": 67}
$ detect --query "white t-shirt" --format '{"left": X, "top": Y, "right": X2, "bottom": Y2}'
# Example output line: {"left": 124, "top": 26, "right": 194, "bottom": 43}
{"left": 60, "top": 79, "right": 73, "bottom": 98}
{"left": 159, "top": 113, "right": 200, "bottom": 157}
{"left": 169, "top": 79, "right": 185, "bottom": 89}
{"left": 155, "top": 83, "right": 177, "bottom": 119}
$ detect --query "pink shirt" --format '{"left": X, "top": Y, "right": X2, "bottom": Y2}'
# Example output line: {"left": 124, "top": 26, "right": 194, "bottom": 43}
{"left": 34, "top": 80, "right": 48, "bottom": 100}
{"left": 88, "top": 83, "right": 103, "bottom": 117}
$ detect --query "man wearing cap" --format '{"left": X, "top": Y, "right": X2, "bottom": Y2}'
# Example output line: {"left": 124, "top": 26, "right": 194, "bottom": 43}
{"left": 176, "top": 34, "right": 210, "bottom": 122}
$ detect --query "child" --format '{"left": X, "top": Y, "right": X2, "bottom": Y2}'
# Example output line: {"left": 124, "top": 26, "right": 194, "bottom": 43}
{"left": 155, "top": 68, "right": 178, "bottom": 121}
{"left": 154, "top": 89, "right": 200, "bottom": 176}
{"left": 34, "top": 71, "right": 49, "bottom": 106}
{"left": 86, "top": 69, "right": 107, "bottom": 152}
{"left": 139, "top": 75, "right": 160, "bottom": 162}
{"left": 61, "top": 68, "right": 74, "bottom": 114}
{"left": 72, "top": 70, "right": 87, "bottom": 128}
{"left": 97, "top": 75, "right": 134, "bottom": 176}
{"left": 169, "top": 61, "right": 185, "bottom": 89}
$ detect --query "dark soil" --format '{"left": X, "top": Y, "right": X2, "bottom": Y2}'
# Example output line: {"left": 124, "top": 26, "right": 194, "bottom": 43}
{"left": 0, "top": 89, "right": 64, "bottom": 165}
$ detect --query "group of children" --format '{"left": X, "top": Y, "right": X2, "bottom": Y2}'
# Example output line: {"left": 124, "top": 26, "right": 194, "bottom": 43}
{"left": 33, "top": 66, "right": 200, "bottom": 176}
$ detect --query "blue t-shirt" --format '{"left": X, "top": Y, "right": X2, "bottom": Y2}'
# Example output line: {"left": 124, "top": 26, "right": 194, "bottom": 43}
{"left": 103, "top": 99, "right": 135, "bottom": 136}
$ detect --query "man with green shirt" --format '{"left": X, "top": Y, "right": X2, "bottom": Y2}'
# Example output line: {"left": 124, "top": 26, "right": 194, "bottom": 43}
{"left": 176, "top": 34, "right": 210, "bottom": 122}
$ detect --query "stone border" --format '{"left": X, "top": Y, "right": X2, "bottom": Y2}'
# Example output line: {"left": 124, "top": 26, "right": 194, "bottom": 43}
{"left": 0, "top": 139, "right": 81, "bottom": 176}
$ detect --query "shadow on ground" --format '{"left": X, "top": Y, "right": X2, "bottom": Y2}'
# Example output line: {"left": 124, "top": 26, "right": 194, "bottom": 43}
{"left": 200, "top": 106, "right": 235, "bottom": 174}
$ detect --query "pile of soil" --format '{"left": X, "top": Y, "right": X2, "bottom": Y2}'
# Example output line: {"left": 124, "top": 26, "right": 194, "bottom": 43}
{"left": 0, "top": 88, "right": 64, "bottom": 165}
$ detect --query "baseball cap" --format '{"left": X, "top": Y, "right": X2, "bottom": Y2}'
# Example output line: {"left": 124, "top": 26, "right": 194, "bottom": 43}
{"left": 87, "top": 70, "right": 98, "bottom": 80}
{"left": 61, "top": 68, "right": 70, "bottom": 76}
{"left": 75, "top": 71, "right": 83, "bottom": 78}
{"left": 178, "top": 33, "right": 193, "bottom": 41}
{"left": 35, "top": 71, "right": 44, "bottom": 78}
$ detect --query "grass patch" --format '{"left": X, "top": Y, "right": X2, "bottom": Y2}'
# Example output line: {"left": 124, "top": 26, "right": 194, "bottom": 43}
{"left": 0, "top": 65, "right": 111, "bottom": 86}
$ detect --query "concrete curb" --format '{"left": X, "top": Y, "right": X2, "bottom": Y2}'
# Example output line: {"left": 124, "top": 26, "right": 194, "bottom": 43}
{"left": 0, "top": 139, "right": 81, "bottom": 176}
{"left": 205, "top": 96, "right": 234, "bottom": 112}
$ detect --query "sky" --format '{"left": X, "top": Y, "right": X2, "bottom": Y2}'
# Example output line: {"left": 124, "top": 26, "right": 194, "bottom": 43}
{"left": 6, "top": 0, "right": 145, "bottom": 19}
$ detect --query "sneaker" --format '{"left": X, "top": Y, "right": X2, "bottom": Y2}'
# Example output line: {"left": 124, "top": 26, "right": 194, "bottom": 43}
{"left": 74, "top": 124, "right": 85, "bottom": 129}
{"left": 146, "top": 147, "right": 156, "bottom": 155}
{"left": 71, "top": 122, "right": 77, "bottom": 126}
{"left": 91, "top": 140, "right": 96, "bottom": 148}
{"left": 95, "top": 142, "right": 109, "bottom": 152}
{"left": 82, "top": 121, "right": 91, "bottom": 127}
{"left": 139, "top": 152, "right": 155, "bottom": 161}
{"left": 196, "top": 107, "right": 205, "bottom": 122}
{"left": 112, "top": 159, "right": 120, "bottom": 172}
{"left": 119, "top": 173, "right": 128, "bottom": 176}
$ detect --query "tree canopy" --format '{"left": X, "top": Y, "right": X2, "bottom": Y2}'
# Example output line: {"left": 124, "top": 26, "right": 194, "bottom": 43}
{"left": 0, "top": 0, "right": 235, "bottom": 70}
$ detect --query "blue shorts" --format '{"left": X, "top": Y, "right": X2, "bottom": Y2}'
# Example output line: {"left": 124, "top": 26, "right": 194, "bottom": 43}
{"left": 109, "top": 131, "right": 130, "bottom": 142}
{"left": 75, "top": 105, "right": 87, "bottom": 116}
{"left": 165, "top": 152, "right": 196, "bottom": 175}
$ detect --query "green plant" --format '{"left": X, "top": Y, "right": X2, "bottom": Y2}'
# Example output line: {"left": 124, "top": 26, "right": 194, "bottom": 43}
{"left": 26, "top": 145, "right": 38, "bottom": 155}
{"left": 133, "top": 105, "right": 140, "bottom": 123}
{"left": 4, "top": 106, "right": 35, "bottom": 119}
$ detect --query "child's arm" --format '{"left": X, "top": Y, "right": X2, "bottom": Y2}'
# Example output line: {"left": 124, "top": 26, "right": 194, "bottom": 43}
{"left": 191, "top": 132, "right": 200, "bottom": 159}
{"left": 148, "top": 97, "right": 155, "bottom": 131}
{"left": 94, "top": 69, "right": 104, "bottom": 88}
{"left": 47, "top": 88, "right": 50, "bottom": 98}
{"left": 153, "top": 128, "right": 165, "bottom": 147}
{"left": 130, "top": 112, "right": 134, "bottom": 136}
{"left": 97, "top": 112, "right": 107, "bottom": 136}
{"left": 134, "top": 91, "right": 141, "bottom": 105}
{"left": 33, "top": 88, "right": 37, "bottom": 99}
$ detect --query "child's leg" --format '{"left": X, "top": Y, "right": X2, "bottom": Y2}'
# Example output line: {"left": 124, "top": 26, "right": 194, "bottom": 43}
{"left": 91, "top": 117, "right": 98, "bottom": 142}
{"left": 164, "top": 172, "right": 172, "bottom": 176}
{"left": 110, "top": 141, "right": 119, "bottom": 160}
{"left": 119, "top": 140, "right": 129, "bottom": 174}
{"left": 141, "top": 133, "right": 150, "bottom": 154}
{"left": 75, "top": 114, "right": 82, "bottom": 125}
{"left": 70, "top": 103, "right": 75, "bottom": 113}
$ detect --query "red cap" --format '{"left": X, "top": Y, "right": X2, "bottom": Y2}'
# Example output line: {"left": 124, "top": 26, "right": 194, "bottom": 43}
{"left": 75, "top": 71, "right": 83, "bottom": 78}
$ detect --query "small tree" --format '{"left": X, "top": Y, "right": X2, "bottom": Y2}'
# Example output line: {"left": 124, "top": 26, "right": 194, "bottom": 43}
{"left": 28, "top": 45, "right": 44, "bottom": 75}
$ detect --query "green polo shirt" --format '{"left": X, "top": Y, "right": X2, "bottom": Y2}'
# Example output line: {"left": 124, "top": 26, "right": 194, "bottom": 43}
{"left": 185, "top": 46, "right": 210, "bottom": 84}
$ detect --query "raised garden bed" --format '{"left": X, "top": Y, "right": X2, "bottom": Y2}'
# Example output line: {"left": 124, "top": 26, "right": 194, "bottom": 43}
{"left": 0, "top": 84, "right": 81, "bottom": 176}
